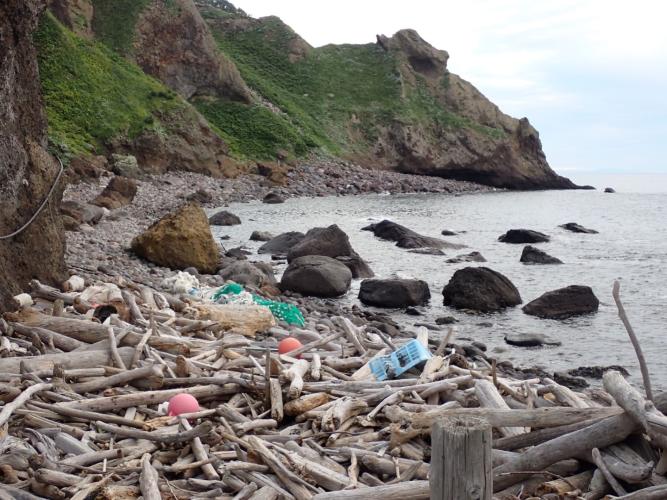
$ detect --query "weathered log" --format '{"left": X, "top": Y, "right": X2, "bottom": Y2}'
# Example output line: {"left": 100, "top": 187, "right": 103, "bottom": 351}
{"left": 0, "top": 347, "right": 134, "bottom": 373}
{"left": 0, "top": 382, "right": 52, "bottom": 427}
{"left": 475, "top": 380, "right": 523, "bottom": 437}
{"left": 313, "top": 481, "right": 429, "bottom": 499}
{"left": 535, "top": 469, "right": 593, "bottom": 496}
{"left": 140, "top": 453, "right": 161, "bottom": 500}
{"left": 493, "top": 414, "right": 637, "bottom": 491}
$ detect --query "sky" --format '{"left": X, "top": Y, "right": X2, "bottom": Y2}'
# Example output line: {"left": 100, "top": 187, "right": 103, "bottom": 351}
{"left": 231, "top": 0, "right": 667, "bottom": 179}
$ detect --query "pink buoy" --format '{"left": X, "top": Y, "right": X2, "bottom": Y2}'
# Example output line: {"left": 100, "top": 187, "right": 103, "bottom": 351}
{"left": 168, "top": 393, "right": 200, "bottom": 417}
{"left": 278, "top": 337, "right": 303, "bottom": 356}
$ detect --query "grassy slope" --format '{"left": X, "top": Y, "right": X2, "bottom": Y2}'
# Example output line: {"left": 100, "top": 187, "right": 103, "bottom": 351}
{"left": 35, "top": 12, "right": 184, "bottom": 159}
{"left": 199, "top": 9, "right": 504, "bottom": 160}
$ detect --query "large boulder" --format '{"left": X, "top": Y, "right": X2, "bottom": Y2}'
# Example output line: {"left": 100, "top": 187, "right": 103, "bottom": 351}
{"left": 520, "top": 245, "right": 562, "bottom": 264}
{"left": 559, "top": 222, "right": 598, "bottom": 234}
{"left": 209, "top": 210, "right": 241, "bottom": 226}
{"left": 92, "top": 176, "right": 137, "bottom": 210}
{"left": 523, "top": 285, "right": 599, "bottom": 319}
{"left": 131, "top": 202, "right": 219, "bottom": 273}
{"left": 498, "top": 229, "right": 550, "bottom": 244}
{"left": 250, "top": 230, "right": 273, "bottom": 242}
{"left": 288, "top": 225, "right": 373, "bottom": 278}
{"left": 362, "top": 219, "right": 464, "bottom": 249}
{"left": 442, "top": 267, "right": 522, "bottom": 312}
{"left": 60, "top": 201, "right": 105, "bottom": 225}
{"left": 110, "top": 154, "right": 141, "bottom": 179}
{"left": 258, "top": 232, "right": 305, "bottom": 255}
{"left": 280, "top": 255, "right": 352, "bottom": 298}
{"left": 218, "top": 260, "right": 276, "bottom": 288}
{"left": 359, "top": 279, "right": 431, "bottom": 308}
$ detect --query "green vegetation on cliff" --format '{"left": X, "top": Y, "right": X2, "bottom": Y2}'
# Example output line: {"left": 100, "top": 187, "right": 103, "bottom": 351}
{"left": 90, "top": 0, "right": 150, "bottom": 55}
{"left": 35, "top": 12, "right": 183, "bottom": 158}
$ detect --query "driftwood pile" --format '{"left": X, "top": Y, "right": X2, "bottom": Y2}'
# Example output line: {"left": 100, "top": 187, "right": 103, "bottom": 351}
{"left": 0, "top": 276, "right": 666, "bottom": 499}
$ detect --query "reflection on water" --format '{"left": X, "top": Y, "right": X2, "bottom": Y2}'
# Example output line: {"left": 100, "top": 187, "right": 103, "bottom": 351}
{"left": 213, "top": 189, "right": 667, "bottom": 389}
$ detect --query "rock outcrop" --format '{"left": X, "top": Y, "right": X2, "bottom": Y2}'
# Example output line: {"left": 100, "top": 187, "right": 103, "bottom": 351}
{"left": 133, "top": 0, "right": 251, "bottom": 101}
{"left": 281, "top": 255, "right": 352, "bottom": 297}
{"left": 0, "top": 0, "right": 66, "bottom": 311}
{"left": 359, "top": 279, "right": 431, "bottom": 308}
{"left": 131, "top": 203, "right": 219, "bottom": 274}
{"left": 442, "top": 267, "right": 522, "bottom": 312}
{"left": 523, "top": 285, "right": 599, "bottom": 319}
{"left": 258, "top": 232, "right": 305, "bottom": 256}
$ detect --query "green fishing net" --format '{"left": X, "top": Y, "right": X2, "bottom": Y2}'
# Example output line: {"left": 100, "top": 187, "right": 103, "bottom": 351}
{"left": 211, "top": 282, "right": 305, "bottom": 327}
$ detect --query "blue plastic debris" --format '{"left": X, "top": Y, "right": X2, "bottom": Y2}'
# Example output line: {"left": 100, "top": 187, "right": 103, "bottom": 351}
{"left": 369, "top": 339, "right": 432, "bottom": 381}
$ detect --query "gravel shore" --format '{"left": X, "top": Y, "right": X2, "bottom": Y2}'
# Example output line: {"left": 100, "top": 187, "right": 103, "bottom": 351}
{"left": 63, "top": 158, "right": 492, "bottom": 287}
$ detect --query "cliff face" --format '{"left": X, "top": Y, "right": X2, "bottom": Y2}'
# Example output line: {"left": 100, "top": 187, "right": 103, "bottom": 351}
{"left": 39, "top": 0, "right": 575, "bottom": 189}
{"left": 0, "top": 0, "right": 66, "bottom": 311}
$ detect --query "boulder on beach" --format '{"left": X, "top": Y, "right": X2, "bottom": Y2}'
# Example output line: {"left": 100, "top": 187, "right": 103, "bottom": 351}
{"left": 131, "top": 202, "right": 219, "bottom": 274}
{"left": 280, "top": 255, "right": 352, "bottom": 297}
{"left": 263, "top": 191, "right": 285, "bottom": 204}
{"left": 358, "top": 278, "right": 431, "bottom": 308}
{"left": 559, "top": 222, "right": 598, "bottom": 234}
{"left": 442, "top": 267, "right": 522, "bottom": 312}
{"left": 604, "top": 187, "right": 616, "bottom": 193}
{"left": 287, "top": 224, "right": 373, "bottom": 278}
{"left": 362, "top": 219, "right": 464, "bottom": 249}
{"left": 258, "top": 232, "right": 305, "bottom": 255}
{"left": 92, "top": 176, "right": 137, "bottom": 210}
{"left": 498, "top": 229, "right": 550, "bottom": 244}
{"left": 186, "top": 189, "right": 213, "bottom": 204}
{"left": 111, "top": 153, "right": 140, "bottom": 179}
{"left": 520, "top": 245, "right": 562, "bottom": 264}
{"left": 60, "top": 201, "right": 105, "bottom": 226}
{"left": 446, "top": 251, "right": 486, "bottom": 263}
{"left": 250, "top": 230, "right": 273, "bottom": 242}
{"left": 208, "top": 210, "right": 241, "bottom": 226}
{"left": 523, "top": 285, "right": 599, "bottom": 319}
{"left": 218, "top": 260, "right": 276, "bottom": 288}
{"left": 504, "top": 332, "right": 561, "bottom": 347}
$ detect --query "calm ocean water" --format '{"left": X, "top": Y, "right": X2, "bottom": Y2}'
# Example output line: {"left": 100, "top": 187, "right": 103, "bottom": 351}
{"left": 213, "top": 181, "right": 667, "bottom": 389}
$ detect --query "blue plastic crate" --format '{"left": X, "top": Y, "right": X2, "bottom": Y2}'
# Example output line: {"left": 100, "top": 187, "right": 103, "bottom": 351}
{"left": 369, "top": 339, "right": 432, "bottom": 381}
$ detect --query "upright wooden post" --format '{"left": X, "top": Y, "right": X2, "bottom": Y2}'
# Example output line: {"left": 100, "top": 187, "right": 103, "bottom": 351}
{"left": 431, "top": 416, "right": 492, "bottom": 500}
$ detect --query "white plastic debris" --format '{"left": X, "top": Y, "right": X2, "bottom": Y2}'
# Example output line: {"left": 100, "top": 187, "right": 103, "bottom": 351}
{"left": 161, "top": 271, "right": 200, "bottom": 295}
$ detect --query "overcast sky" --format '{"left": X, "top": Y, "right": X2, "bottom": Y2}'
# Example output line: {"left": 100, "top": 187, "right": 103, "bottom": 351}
{"left": 231, "top": 0, "right": 666, "bottom": 176}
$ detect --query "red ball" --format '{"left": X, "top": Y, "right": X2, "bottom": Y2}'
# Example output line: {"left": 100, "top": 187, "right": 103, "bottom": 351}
{"left": 278, "top": 337, "right": 303, "bottom": 356}
{"left": 168, "top": 393, "right": 200, "bottom": 417}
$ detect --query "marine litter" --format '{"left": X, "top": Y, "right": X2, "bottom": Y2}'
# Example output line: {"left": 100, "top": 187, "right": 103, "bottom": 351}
{"left": 1, "top": 269, "right": 666, "bottom": 499}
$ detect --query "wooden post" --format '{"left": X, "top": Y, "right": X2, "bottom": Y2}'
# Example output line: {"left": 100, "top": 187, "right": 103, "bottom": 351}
{"left": 431, "top": 416, "right": 492, "bottom": 500}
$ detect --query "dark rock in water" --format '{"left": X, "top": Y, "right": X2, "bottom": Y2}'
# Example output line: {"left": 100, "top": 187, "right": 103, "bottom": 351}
{"left": 442, "top": 267, "right": 522, "bottom": 312}
{"left": 554, "top": 371, "right": 588, "bottom": 389}
{"left": 288, "top": 224, "right": 373, "bottom": 278}
{"left": 604, "top": 187, "right": 616, "bottom": 193}
{"left": 187, "top": 188, "right": 213, "bottom": 204}
{"left": 219, "top": 235, "right": 230, "bottom": 240}
{"left": 446, "top": 251, "right": 486, "bottom": 263}
{"left": 520, "top": 245, "right": 562, "bottom": 264}
{"left": 362, "top": 219, "right": 465, "bottom": 249}
{"left": 250, "top": 230, "right": 273, "bottom": 242}
{"left": 218, "top": 260, "right": 276, "bottom": 287}
{"left": 523, "top": 285, "right": 599, "bottom": 319}
{"left": 498, "top": 229, "right": 550, "bottom": 244}
{"left": 579, "top": 185, "right": 596, "bottom": 190}
{"left": 280, "top": 255, "right": 352, "bottom": 297}
{"left": 504, "top": 332, "right": 561, "bottom": 347}
{"left": 435, "top": 316, "right": 458, "bottom": 325}
{"left": 405, "top": 307, "right": 422, "bottom": 316}
{"left": 441, "top": 229, "right": 457, "bottom": 236}
{"left": 209, "top": 210, "right": 241, "bottom": 226}
{"left": 225, "top": 247, "right": 250, "bottom": 259}
{"left": 263, "top": 191, "right": 285, "bottom": 204}
{"left": 559, "top": 222, "right": 598, "bottom": 234}
{"left": 476, "top": 321, "right": 494, "bottom": 328}
{"left": 258, "top": 232, "right": 305, "bottom": 255}
{"left": 568, "top": 365, "right": 629, "bottom": 379}
{"left": 359, "top": 278, "right": 431, "bottom": 308}
{"left": 409, "top": 248, "right": 445, "bottom": 255}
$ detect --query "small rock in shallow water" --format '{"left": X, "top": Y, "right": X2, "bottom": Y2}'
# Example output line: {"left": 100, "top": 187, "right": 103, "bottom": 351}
{"left": 435, "top": 316, "right": 458, "bottom": 325}
{"left": 504, "top": 332, "right": 561, "bottom": 347}
{"left": 263, "top": 191, "right": 286, "bottom": 204}
{"left": 209, "top": 210, "right": 241, "bottom": 226}
{"left": 441, "top": 229, "right": 457, "bottom": 236}
{"left": 520, "top": 245, "right": 562, "bottom": 264}
{"left": 567, "top": 365, "right": 629, "bottom": 378}
{"left": 523, "top": 285, "right": 599, "bottom": 319}
{"left": 446, "top": 251, "right": 486, "bottom": 263}
{"left": 498, "top": 229, "right": 550, "bottom": 244}
{"left": 554, "top": 371, "right": 588, "bottom": 389}
{"left": 250, "top": 230, "right": 273, "bottom": 242}
{"left": 559, "top": 222, "right": 598, "bottom": 234}
{"left": 604, "top": 187, "right": 616, "bottom": 193}
{"left": 404, "top": 307, "right": 422, "bottom": 316}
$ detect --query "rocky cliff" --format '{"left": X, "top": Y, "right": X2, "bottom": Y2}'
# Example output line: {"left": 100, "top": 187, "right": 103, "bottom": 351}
{"left": 0, "top": 0, "right": 66, "bottom": 312}
{"left": 39, "top": 0, "right": 575, "bottom": 189}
